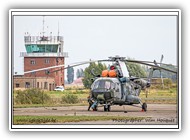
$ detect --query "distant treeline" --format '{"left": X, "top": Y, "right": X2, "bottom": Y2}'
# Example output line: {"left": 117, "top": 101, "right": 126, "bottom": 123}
{"left": 147, "top": 64, "right": 177, "bottom": 82}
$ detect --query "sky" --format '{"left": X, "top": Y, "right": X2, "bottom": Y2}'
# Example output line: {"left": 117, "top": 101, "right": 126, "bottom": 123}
{"left": 13, "top": 14, "right": 177, "bottom": 78}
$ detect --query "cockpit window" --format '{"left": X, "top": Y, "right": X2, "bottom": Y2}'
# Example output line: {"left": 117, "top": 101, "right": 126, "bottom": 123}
{"left": 93, "top": 80, "right": 115, "bottom": 90}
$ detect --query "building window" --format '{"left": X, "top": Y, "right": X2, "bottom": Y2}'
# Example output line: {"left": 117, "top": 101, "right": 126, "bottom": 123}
{"left": 45, "top": 70, "right": 50, "bottom": 75}
{"left": 37, "top": 82, "right": 39, "bottom": 88}
{"left": 25, "top": 82, "right": 30, "bottom": 88}
{"left": 16, "top": 83, "right": 20, "bottom": 88}
{"left": 56, "top": 58, "right": 59, "bottom": 64}
{"left": 49, "top": 83, "right": 52, "bottom": 91}
{"left": 30, "top": 60, "right": 36, "bottom": 65}
{"left": 44, "top": 82, "right": 48, "bottom": 89}
{"left": 61, "top": 68, "right": 63, "bottom": 73}
{"left": 45, "top": 58, "right": 50, "bottom": 64}
{"left": 31, "top": 72, "right": 36, "bottom": 75}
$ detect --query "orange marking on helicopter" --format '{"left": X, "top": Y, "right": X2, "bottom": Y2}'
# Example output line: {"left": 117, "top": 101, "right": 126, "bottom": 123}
{"left": 108, "top": 70, "right": 117, "bottom": 77}
{"left": 102, "top": 70, "right": 109, "bottom": 77}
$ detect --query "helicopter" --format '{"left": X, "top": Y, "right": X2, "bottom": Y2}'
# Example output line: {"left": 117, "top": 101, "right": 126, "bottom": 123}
{"left": 24, "top": 55, "right": 177, "bottom": 112}
{"left": 85, "top": 56, "right": 177, "bottom": 112}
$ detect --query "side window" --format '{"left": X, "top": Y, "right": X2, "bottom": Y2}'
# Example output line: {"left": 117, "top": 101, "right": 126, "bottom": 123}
{"left": 105, "top": 81, "right": 117, "bottom": 90}
{"left": 93, "top": 81, "right": 100, "bottom": 89}
{"left": 105, "top": 81, "right": 111, "bottom": 89}
{"left": 110, "top": 82, "right": 115, "bottom": 90}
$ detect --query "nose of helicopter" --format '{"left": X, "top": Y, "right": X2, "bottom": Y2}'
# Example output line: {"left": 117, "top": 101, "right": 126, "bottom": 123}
{"left": 92, "top": 90, "right": 113, "bottom": 102}
{"left": 98, "top": 92, "right": 112, "bottom": 101}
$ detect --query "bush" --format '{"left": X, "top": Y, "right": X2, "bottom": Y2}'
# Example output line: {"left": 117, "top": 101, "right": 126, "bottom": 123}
{"left": 150, "top": 78, "right": 174, "bottom": 89}
{"left": 15, "top": 88, "right": 50, "bottom": 104}
{"left": 163, "top": 78, "right": 173, "bottom": 88}
{"left": 61, "top": 94, "right": 79, "bottom": 104}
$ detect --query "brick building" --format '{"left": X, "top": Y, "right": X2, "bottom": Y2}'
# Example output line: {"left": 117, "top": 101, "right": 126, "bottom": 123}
{"left": 13, "top": 75, "right": 55, "bottom": 91}
{"left": 14, "top": 34, "right": 68, "bottom": 91}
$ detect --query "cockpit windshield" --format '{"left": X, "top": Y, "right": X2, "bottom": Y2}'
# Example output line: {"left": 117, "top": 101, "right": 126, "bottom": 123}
{"left": 93, "top": 80, "right": 116, "bottom": 90}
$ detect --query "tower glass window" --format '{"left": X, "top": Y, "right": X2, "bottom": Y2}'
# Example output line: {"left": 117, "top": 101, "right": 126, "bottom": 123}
{"left": 25, "top": 44, "right": 58, "bottom": 53}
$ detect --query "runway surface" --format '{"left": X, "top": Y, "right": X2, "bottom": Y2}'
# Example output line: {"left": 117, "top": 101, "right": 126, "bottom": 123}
{"left": 13, "top": 104, "right": 178, "bottom": 125}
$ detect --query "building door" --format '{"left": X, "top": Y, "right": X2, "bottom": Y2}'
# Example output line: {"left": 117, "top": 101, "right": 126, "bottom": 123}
{"left": 37, "top": 82, "right": 39, "bottom": 88}
{"left": 52, "top": 84, "right": 55, "bottom": 90}
{"left": 49, "top": 83, "right": 52, "bottom": 91}
{"left": 25, "top": 82, "right": 30, "bottom": 88}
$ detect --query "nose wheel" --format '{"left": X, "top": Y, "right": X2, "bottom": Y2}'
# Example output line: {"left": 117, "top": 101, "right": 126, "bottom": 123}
{"left": 104, "top": 105, "right": 111, "bottom": 112}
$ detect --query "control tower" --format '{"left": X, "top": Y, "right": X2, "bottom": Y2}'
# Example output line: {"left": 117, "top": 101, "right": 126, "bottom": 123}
{"left": 20, "top": 32, "right": 68, "bottom": 88}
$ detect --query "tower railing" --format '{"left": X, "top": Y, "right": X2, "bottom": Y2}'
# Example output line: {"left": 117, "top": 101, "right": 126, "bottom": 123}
{"left": 24, "top": 36, "right": 63, "bottom": 44}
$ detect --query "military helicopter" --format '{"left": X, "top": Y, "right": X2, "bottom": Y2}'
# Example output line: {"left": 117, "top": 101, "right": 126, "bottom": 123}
{"left": 85, "top": 56, "right": 177, "bottom": 112}
{"left": 24, "top": 55, "right": 177, "bottom": 112}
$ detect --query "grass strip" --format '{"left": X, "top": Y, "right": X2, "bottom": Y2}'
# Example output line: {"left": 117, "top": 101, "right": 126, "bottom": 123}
{"left": 13, "top": 103, "right": 88, "bottom": 108}
{"left": 13, "top": 115, "right": 148, "bottom": 125}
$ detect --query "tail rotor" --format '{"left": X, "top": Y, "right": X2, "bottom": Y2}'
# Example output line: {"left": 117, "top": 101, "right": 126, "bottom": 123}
{"left": 160, "top": 55, "right": 164, "bottom": 89}
{"left": 154, "top": 55, "right": 164, "bottom": 89}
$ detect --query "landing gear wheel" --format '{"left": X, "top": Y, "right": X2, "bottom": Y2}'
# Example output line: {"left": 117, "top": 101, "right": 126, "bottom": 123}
{"left": 104, "top": 105, "right": 111, "bottom": 112}
{"left": 142, "top": 103, "right": 147, "bottom": 112}
{"left": 108, "top": 105, "right": 111, "bottom": 112}
{"left": 104, "top": 106, "right": 107, "bottom": 111}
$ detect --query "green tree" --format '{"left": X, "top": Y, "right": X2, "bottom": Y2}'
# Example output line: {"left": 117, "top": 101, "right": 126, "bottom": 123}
{"left": 151, "top": 64, "right": 177, "bottom": 81}
{"left": 82, "top": 62, "right": 107, "bottom": 88}
{"left": 67, "top": 66, "right": 74, "bottom": 84}
{"left": 126, "top": 62, "right": 147, "bottom": 78}
{"left": 15, "top": 88, "right": 50, "bottom": 104}
{"left": 76, "top": 68, "right": 84, "bottom": 78}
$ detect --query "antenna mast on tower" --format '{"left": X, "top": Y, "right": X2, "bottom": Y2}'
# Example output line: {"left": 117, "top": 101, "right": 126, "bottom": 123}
{"left": 58, "top": 21, "right": 60, "bottom": 37}
{"left": 42, "top": 16, "right": 45, "bottom": 37}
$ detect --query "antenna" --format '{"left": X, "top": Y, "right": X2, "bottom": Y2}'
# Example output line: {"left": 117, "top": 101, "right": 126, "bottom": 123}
{"left": 58, "top": 21, "right": 60, "bottom": 37}
{"left": 42, "top": 16, "right": 45, "bottom": 37}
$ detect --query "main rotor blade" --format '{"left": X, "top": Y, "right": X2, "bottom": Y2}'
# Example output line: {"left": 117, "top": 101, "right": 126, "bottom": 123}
{"left": 126, "top": 60, "right": 177, "bottom": 67}
{"left": 24, "top": 64, "right": 65, "bottom": 74}
{"left": 24, "top": 59, "right": 111, "bottom": 74}
{"left": 125, "top": 60, "right": 177, "bottom": 74}
{"left": 23, "top": 56, "right": 177, "bottom": 74}
{"left": 50, "top": 59, "right": 110, "bottom": 73}
{"left": 65, "top": 59, "right": 112, "bottom": 69}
